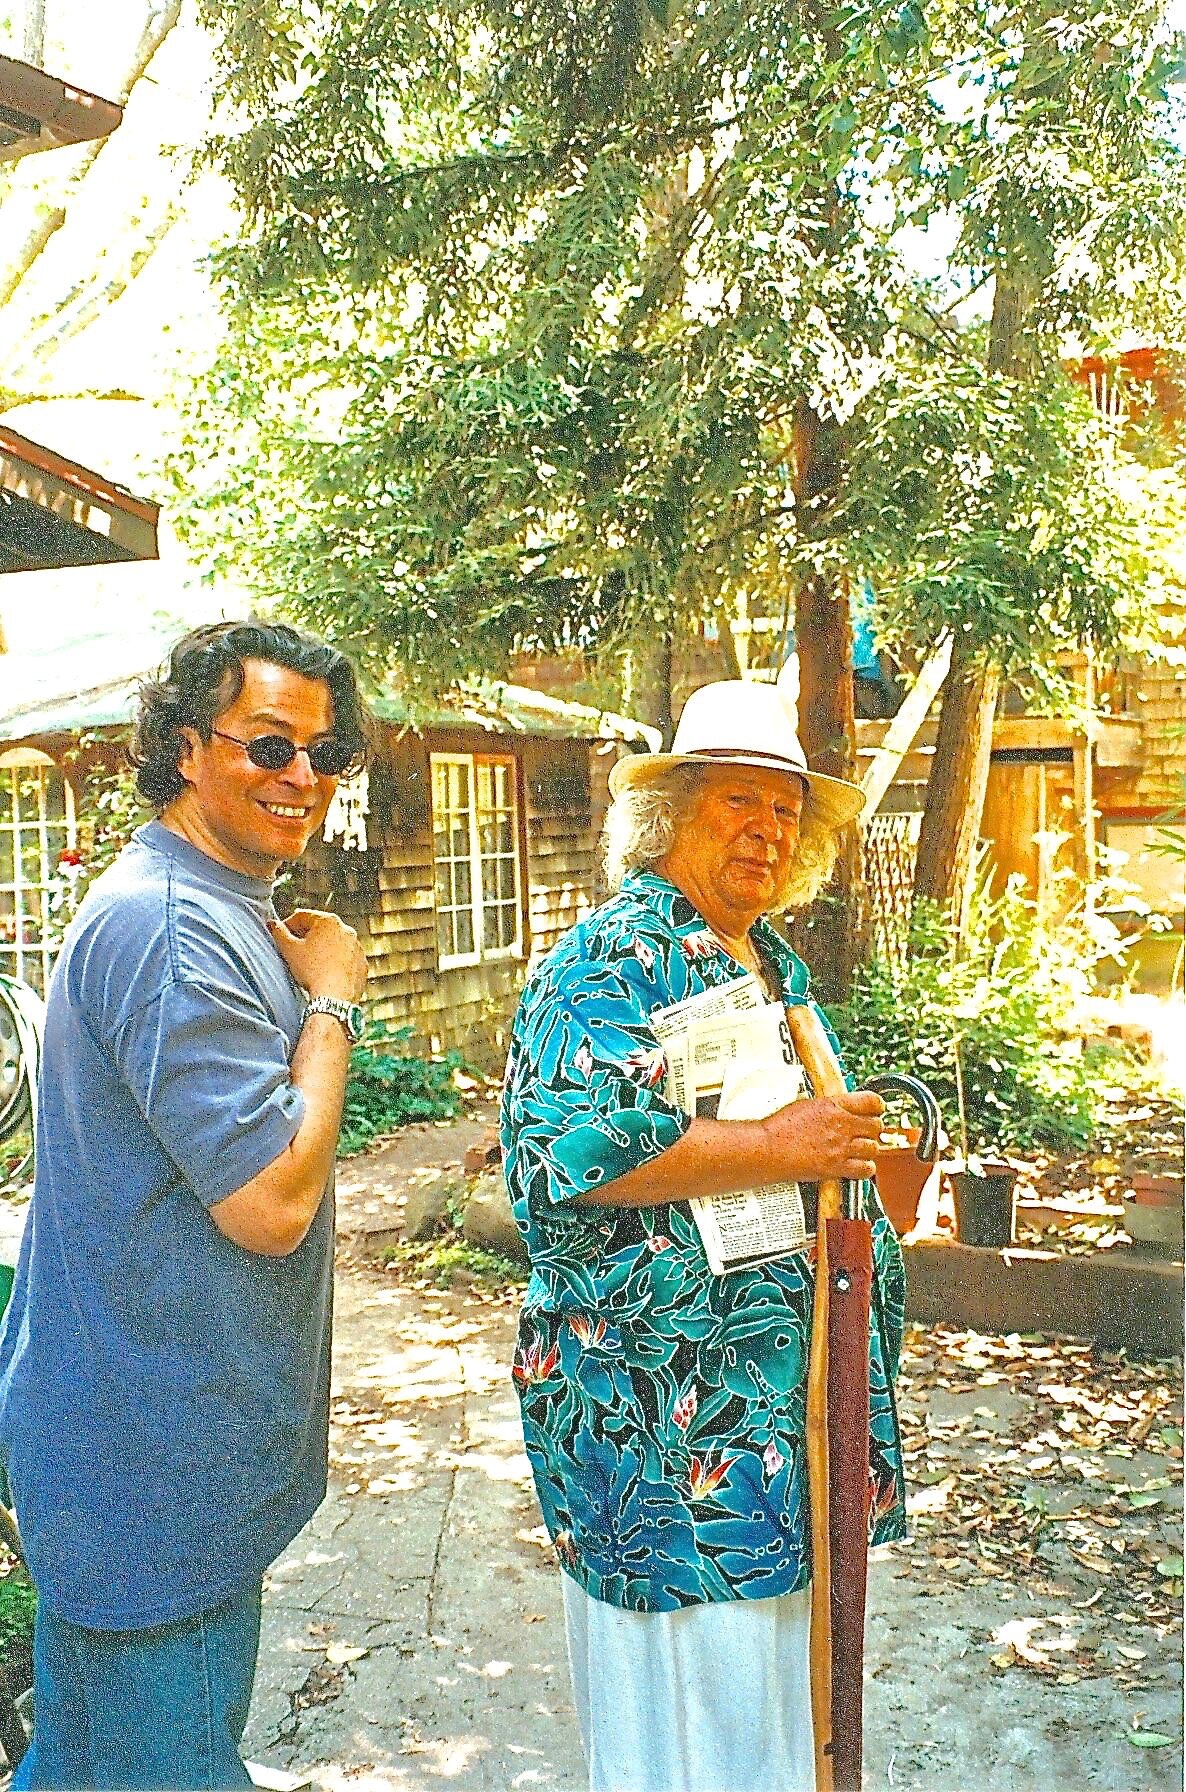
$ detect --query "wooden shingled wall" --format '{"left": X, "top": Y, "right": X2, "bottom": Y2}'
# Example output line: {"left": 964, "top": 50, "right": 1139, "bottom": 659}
{"left": 282, "top": 721, "right": 617, "bottom": 1069}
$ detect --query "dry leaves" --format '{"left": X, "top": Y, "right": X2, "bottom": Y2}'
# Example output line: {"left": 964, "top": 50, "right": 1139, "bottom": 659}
{"left": 897, "top": 1323, "right": 1183, "bottom": 1691}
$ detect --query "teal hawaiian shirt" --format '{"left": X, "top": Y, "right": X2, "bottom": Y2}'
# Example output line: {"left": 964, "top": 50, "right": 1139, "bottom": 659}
{"left": 501, "top": 870, "right": 907, "bottom": 1613}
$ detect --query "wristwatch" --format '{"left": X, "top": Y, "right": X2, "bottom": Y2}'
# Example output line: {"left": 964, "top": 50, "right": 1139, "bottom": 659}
{"left": 303, "top": 995, "right": 366, "bottom": 1044}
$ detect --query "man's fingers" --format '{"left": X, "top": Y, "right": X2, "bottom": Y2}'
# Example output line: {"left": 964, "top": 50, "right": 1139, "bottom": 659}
{"left": 841, "top": 1090, "right": 885, "bottom": 1117}
{"left": 278, "top": 908, "right": 331, "bottom": 938}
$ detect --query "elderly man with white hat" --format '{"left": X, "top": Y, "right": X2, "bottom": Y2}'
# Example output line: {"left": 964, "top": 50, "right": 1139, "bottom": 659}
{"left": 500, "top": 679, "right": 907, "bottom": 1792}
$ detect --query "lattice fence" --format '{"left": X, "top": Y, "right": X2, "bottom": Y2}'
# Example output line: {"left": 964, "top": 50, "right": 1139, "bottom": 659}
{"left": 862, "top": 812, "right": 922, "bottom": 975}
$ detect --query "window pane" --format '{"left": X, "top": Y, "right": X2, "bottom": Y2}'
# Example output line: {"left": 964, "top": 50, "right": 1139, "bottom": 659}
{"left": 20, "top": 835, "right": 41, "bottom": 883}
{"left": 483, "top": 900, "right": 514, "bottom": 950}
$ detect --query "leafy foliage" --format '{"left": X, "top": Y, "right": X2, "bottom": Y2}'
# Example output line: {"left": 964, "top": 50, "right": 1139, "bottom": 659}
{"left": 830, "top": 873, "right": 1117, "bottom": 1152}
{"left": 339, "top": 1024, "right": 463, "bottom": 1155}
{"left": 380, "top": 1237, "right": 529, "bottom": 1290}
{"left": 177, "top": 0, "right": 1186, "bottom": 700}
{"left": 0, "top": 1573, "right": 35, "bottom": 1671}
{"left": 58, "top": 737, "right": 151, "bottom": 915}
{"left": 823, "top": 367, "right": 1178, "bottom": 681}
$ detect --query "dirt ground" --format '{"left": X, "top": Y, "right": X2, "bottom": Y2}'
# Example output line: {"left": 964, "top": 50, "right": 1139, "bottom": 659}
{"left": 236, "top": 1113, "right": 1184, "bottom": 1792}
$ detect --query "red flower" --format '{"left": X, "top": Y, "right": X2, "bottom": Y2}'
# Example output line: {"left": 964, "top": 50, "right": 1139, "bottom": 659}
{"left": 868, "top": 1466, "right": 899, "bottom": 1533}
{"left": 512, "top": 1337, "right": 561, "bottom": 1390}
{"left": 57, "top": 849, "right": 84, "bottom": 867}
{"left": 684, "top": 928, "right": 725, "bottom": 961}
{"left": 646, "top": 1234, "right": 672, "bottom": 1254}
{"left": 622, "top": 1046, "right": 667, "bottom": 1088}
{"left": 688, "top": 1455, "right": 739, "bottom": 1499}
{"left": 567, "top": 1314, "right": 607, "bottom": 1348}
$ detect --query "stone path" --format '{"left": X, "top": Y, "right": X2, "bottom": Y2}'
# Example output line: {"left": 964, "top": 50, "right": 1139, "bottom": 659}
{"left": 240, "top": 1126, "right": 1183, "bottom": 1792}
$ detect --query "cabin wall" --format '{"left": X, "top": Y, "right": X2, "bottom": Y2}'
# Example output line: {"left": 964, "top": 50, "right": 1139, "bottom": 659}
{"left": 284, "top": 725, "right": 616, "bottom": 1070}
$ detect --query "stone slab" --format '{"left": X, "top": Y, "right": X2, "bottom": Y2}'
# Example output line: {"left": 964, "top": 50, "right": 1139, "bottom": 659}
{"left": 904, "top": 1239, "right": 1184, "bottom": 1357}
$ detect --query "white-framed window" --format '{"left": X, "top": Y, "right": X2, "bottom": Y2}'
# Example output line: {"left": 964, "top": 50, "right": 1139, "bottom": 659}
{"left": 431, "top": 752, "right": 523, "bottom": 968}
{"left": 0, "top": 747, "right": 77, "bottom": 997}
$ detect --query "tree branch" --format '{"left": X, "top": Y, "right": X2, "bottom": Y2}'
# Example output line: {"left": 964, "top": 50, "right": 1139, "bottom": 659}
{"left": 0, "top": 0, "right": 182, "bottom": 310}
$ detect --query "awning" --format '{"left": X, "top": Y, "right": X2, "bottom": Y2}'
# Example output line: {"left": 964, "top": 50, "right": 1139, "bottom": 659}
{"left": 0, "top": 54, "right": 122, "bottom": 161}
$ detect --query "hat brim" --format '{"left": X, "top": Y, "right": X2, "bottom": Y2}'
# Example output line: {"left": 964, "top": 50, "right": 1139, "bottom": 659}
{"left": 608, "top": 749, "right": 865, "bottom": 826}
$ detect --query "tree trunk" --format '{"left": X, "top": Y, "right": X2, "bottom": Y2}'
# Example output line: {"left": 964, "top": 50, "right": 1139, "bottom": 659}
{"left": 912, "top": 249, "right": 1036, "bottom": 928}
{"left": 715, "top": 616, "right": 742, "bottom": 680}
{"left": 623, "top": 625, "right": 674, "bottom": 747}
{"left": 22, "top": 0, "right": 46, "bottom": 64}
{"left": 786, "top": 394, "right": 863, "bottom": 1004}
{"left": 792, "top": 570, "right": 864, "bottom": 1004}
{"left": 911, "top": 640, "right": 1001, "bottom": 931}
{"left": 0, "top": 0, "right": 183, "bottom": 312}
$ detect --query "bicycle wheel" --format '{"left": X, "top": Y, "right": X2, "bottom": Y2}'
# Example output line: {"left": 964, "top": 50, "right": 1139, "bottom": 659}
{"left": 0, "top": 986, "right": 31, "bottom": 1146}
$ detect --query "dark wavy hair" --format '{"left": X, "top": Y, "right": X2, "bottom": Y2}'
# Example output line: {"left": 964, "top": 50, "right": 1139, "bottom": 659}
{"left": 132, "top": 620, "right": 372, "bottom": 809}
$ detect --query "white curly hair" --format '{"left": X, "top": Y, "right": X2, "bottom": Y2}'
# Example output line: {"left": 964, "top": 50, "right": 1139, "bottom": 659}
{"left": 601, "top": 762, "right": 840, "bottom": 912}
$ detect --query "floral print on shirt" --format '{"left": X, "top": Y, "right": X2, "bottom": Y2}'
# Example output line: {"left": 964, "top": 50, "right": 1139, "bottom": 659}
{"left": 501, "top": 870, "right": 907, "bottom": 1613}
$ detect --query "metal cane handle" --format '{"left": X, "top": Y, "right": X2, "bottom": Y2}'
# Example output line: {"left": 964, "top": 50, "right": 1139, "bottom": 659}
{"left": 864, "top": 1072, "right": 941, "bottom": 1162}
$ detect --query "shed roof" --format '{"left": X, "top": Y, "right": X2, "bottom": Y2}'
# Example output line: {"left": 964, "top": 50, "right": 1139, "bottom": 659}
{"left": 0, "top": 561, "right": 659, "bottom": 749}
{"left": 0, "top": 53, "right": 122, "bottom": 161}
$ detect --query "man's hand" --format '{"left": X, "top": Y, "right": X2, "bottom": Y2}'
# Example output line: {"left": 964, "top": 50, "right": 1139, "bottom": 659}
{"left": 270, "top": 909, "right": 367, "bottom": 1002}
{"left": 212, "top": 911, "right": 367, "bottom": 1257}
{"left": 576, "top": 1088, "right": 886, "bottom": 1209}
{"left": 761, "top": 1090, "right": 884, "bottom": 1184}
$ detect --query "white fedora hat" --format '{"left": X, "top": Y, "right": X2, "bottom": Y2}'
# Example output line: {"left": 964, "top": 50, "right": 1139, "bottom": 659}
{"left": 608, "top": 680, "right": 865, "bottom": 827}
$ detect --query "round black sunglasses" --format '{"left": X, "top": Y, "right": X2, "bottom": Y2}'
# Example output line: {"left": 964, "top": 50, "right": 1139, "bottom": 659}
{"left": 210, "top": 728, "right": 354, "bottom": 777}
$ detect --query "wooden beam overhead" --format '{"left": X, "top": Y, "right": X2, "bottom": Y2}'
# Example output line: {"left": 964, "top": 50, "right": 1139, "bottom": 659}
{"left": 0, "top": 53, "right": 122, "bottom": 162}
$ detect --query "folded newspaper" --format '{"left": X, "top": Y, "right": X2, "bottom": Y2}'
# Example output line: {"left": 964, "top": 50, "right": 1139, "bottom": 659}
{"left": 649, "top": 976, "right": 810, "bottom": 1275}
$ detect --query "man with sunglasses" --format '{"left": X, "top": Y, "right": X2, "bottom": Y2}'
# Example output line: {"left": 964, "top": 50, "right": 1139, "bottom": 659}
{"left": 0, "top": 621, "right": 372, "bottom": 1790}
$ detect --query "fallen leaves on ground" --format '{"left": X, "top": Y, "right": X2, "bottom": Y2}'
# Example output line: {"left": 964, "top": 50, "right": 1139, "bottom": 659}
{"left": 897, "top": 1324, "right": 1184, "bottom": 1694}
{"left": 1009, "top": 1075, "right": 1183, "bottom": 1256}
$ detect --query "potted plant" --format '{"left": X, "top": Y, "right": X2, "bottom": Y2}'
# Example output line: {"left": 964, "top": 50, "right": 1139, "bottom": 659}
{"left": 944, "top": 1039, "right": 1018, "bottom": 1248}
{"left": 873, "top": 1126, "right": 935, "bottom": 1234}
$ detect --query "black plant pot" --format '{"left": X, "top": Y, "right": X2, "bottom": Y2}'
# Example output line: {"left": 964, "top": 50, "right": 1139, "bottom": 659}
{"left": 950, "top": 1165, "right": 1016, "bottom": 1248}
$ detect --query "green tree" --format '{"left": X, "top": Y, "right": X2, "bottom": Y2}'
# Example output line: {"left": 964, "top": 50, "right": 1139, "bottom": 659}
{"left": 892, "top": 2, "right": 1186, "bottom": 922}
{"left": 183, "top": 0, "right": 918, "bottom": 706}
{"left": 181, "top": 0, "right": 1186, "bottom": 979}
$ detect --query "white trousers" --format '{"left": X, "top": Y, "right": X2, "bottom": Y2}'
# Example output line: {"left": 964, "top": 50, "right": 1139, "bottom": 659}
{"left": 561, "top": 1574, "right": 816, "bottom": 1792}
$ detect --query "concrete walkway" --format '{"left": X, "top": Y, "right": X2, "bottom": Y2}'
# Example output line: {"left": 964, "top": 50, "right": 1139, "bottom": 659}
{"left": 242, "top": 1127, "right": 1183, "bottom": 1792}
{"left": 249, "top": 1269, "right": 575, "bottom": 1790}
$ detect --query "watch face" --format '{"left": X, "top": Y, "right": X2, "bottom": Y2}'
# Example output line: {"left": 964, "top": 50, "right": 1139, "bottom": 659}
{"left": 347, "top": 1003, "right": 365, "bottom": 1041}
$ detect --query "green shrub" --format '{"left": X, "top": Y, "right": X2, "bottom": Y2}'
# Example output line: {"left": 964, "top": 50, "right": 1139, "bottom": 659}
{"left": 830, "top": 873, "right": 1108, "bottom": 1154}
{"left": 339, "top": 1024, "right": 464, "bottom": 1156}
{"left": 0, "top": 1575, "right": 34, "bottom": 1669}
{"left": 380, "top": 1238, "right": 529, "bottom": 1289}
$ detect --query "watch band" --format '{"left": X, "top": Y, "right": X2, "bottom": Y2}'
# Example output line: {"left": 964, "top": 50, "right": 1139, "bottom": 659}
{"left": 303, "top": 995, "right": 365, "bottom": 1044}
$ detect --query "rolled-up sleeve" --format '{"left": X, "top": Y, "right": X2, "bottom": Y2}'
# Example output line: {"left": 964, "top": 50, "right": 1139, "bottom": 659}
{"left": 108, "top": 977, "right": 305, "bottom": 1206}
{"left": 505, "top": 962, "right": 691, "bottom": 1206}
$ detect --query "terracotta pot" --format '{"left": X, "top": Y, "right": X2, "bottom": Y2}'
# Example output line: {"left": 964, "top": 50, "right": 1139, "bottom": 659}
{"left": 949, "top": 1164, "right": 1016, "bottom": 1249}
{"left": 874, "top": 1130, "right": 934, "bottom": 1235}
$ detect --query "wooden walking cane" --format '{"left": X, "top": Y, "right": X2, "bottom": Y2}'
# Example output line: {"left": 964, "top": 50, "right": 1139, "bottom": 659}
{"left": 789, "top": 1007, "right": 939, "bottom": 1792}
{"left": 788, "top": 1004, "right": 868, "bottom": 1792}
